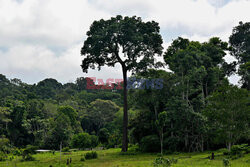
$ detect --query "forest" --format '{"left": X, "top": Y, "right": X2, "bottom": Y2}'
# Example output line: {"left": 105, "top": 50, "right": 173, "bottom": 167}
{"left": 0, "top": 17, "right": 249, "bottom": 166}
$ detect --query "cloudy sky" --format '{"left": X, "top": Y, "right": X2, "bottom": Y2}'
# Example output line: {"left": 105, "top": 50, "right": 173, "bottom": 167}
{"left": 0, "top": 0, "right": 249, "bottom": 84}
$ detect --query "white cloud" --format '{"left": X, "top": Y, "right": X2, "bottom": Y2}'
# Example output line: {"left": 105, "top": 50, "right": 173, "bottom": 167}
{"left": 0, "top": 0, "right": 110, "bottom": 48}
{"left": 0, "top": 42, "right": 125, "bottom": 84}
{"left": 89, "top": 0, "right": 250, "bottom": 38}
{"left": 0, "top": 0, "right": 249, "bottom": 84}
{"left": 0, "top": 44, "right": 80, "bottom": 83}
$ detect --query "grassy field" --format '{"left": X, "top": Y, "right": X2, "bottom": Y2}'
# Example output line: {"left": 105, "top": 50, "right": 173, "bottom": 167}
{"left": 1, "top": 148, "right": 250, "bottom": 167}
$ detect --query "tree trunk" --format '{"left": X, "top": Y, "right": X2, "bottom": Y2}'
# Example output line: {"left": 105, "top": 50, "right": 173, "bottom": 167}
{"left": 201, "top": 134, "right": 204, "bottom": 152}
{"left": 5, "top": 122, "right": 8, "bottom": 131}
{"left": 160, "top": 129, "right": 163, "bottom": 155}
{"left": 171, "top": 122, "right": 174, "bottom": 137}
{"left": 205, "top": 81, "right": 208, "bottom": 98}
{"left": 185, "top": 127, "right": 188, "bottom": 151}
{"left": 227, "top": 132, "right": 232, "bottom": 151}
{"left": 227, "top": 142, "right": 232, "bottom": 151}
{"left": 122, "top": 67, "right": 128, "bottom": 152}
{"left": 154, "top": 106, "right": 158, "bottom": 121}
{"left": 60, "top": 141, "right": 62, "bottom": 163}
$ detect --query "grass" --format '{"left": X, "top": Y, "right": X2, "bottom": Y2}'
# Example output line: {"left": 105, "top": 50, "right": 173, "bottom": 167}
{"left": 0, "top": 148, "right": 250, "bottom": 167}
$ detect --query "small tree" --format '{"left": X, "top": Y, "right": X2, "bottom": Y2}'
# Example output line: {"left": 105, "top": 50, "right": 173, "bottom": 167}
{"left": 156, "top": 111, "right": 169, "bottom": 155}
{"left": 71, "top": 132, "right": 99, "bottom": 149}
{"left": 44, "top": 113, "right": 72, "bottom": 149}
{"left": 81, "top": 15, "right": 163, "bottom": 152}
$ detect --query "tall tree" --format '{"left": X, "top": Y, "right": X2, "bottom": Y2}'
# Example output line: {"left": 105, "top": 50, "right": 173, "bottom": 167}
{"left": 229, "top": 21, "right": 250, "bottom": 90}
{"left": 164, "top": 37, "right": 230, "bottom": 151}
{"left": 80, "top": 15, "right": 163, "bottom": 151}
{"left": 204, "top": 85, "right": 250, "bottom": 151}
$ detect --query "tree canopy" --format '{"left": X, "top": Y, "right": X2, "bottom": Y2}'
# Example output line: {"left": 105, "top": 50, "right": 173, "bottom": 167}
{"left": 81, "top": 15, "right": 164, "bottom": 152}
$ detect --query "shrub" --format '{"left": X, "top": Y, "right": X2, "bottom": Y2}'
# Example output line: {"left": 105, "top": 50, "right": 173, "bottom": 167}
{"left": 0, "top": 138, "right": 11, "bottom": 153}
{"left": 218, "top": 148, "right": 228, "bottom": 154}
{"left": 23, "top": 145, "right": 38, "bottom": 155}
{"left": 128, "top": 144, "right": 139, "bottom": 153}
{"left": 247, "top": 146, "right": 250, "bottom": 154}
{"left": 223, "top": 158, "right": 230, "bottom": 167}
{"left": 62, "top": 147, "right": 70, "bottom": 152}
{"left": 223, "top": 151, "right": 230, "bottom": 155}
{"left": 231, "top": 144, "right": 248, "bottom": 155}
{"left": 71, "top": 133, "right": 99, "bottom": 149}
{"left": 12, "top": 148, "right": 22, "bottom": 156}
{"left": 21, "top": 145, "right": 38, "bottom": 161}
{"left": 22, "top": 153, "right": 35, "bottom": 161}
{"left": 80, "top": 157, "right": 85, "bottom": 161}
{"left": 0, "top": 152, "right": 7, "bottom": 161}
{"left": 9, "top": 156, "right": 14, "bottom": 161}
{"left": 51, "top": 150, "right": 55, "bottom": 155}
{"left": 170, "top": 158, "right": 178, "bottom": 164}
{"left": 85, "top": 151, "right": 98, "bottom": 160}
{"left": 153, "top": 157, "right": 177, "bottom": 167}
{"left": 139, "top": 135, "right": 160, "bottom": 152}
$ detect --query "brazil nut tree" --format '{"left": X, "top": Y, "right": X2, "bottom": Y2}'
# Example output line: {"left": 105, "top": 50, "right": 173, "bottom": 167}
{"left": 80, "top": 15, "right": 163, "bottom": 152}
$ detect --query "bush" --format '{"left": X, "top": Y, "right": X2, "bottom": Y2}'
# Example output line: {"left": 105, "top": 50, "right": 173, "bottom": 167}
{"left": 224, "top": 150, "right": 230, "bottom": 155}
{"left": 218, "top": 148, "right": 230, "bottom": 155}
{"left": 12, "top": 148, "right": 22, "bottom": 156}
{"left": 223, "top": 158, "right": 230, "bottom": 167}
{"left": 0, "top": 138, "right": 11, "bottom": 153}
{"left": 62, "top": 147, "right": 70, "bottom": 152}
{"left": 21, "top": 145, "right": 38, "bottom": 161}
{"left": 80, "top": 157, "right": 85, "bottom": 161}
{"left": 51, "top": 150, "right": 55, "bottom": 155}
{"left": 170, "top": 158, "right": 178, "bottom": 164}
{"left": 247, "top": 146, "right": 250, "bottom": 154}
{"left": 85, "top": 151, "right": 98, "bottom": 160}
{"left": 140, "top": 135, "right": 160, "bottom": 152}
{"left": 9, "top": 156, "right": 14, "bottom": 161}
{"left": 218, "top": 148, "right": 228, "bottom": 154}
{"left": 153, "top": 157, "right": 177, "bottom": 167}
{"left": 128, "top": 144, "right": 139, "bottom": 153}
{"left": 22, "top": 153, "right": 35, "bottom": 161}
{"left": 231, "top": 144, "right": 248, "bottom": 155}
{"left": 71, "top": 133, "right": 99, "bottom": 149}
{"left": 23, "top": 145, "right": 38, "bottom": 155}
{"left": 0, "top": 152, "right": 7, "bottom": 161}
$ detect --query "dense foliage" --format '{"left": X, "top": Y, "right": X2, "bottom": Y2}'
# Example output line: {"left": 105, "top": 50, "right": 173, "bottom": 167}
{"left": 0, "top": 20, "right": 249, "bottom": 155}
{"left": 0, "top": 75, "right": 123, "bottom": 150}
